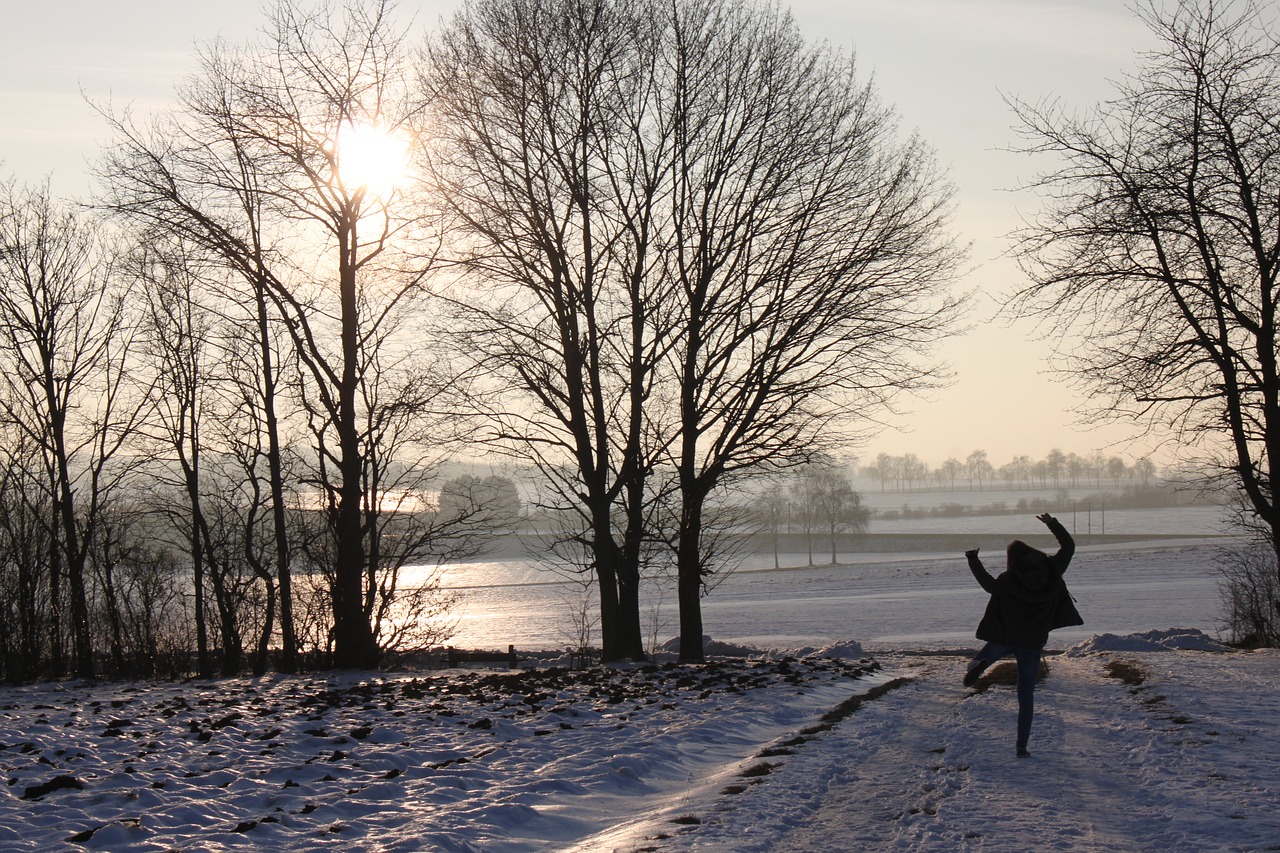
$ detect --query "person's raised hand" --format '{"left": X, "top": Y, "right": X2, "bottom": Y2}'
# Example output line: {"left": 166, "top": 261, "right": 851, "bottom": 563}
{"left": 964, "top": 548, "right": 980, "bottom": 560}
{"left": 1036, "top": 513, "right": 1056, "bottom": 526}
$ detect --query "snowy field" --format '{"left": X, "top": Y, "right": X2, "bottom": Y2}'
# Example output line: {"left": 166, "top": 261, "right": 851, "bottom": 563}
{"left": 3, "top": 539, "right": 1278, "bottom": 851}
{"left": 442, "top": 537, "right": 1230, "bottom": 653}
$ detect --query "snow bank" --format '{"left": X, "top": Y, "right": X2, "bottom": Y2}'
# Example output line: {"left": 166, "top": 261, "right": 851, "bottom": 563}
{"left": 654, "top": 635, "right": 864, "bottom": 661}
{"left": 1064, "top": 627, "right": 1231, "bottom": 655}
{"left": 787, "top": 640, "right": 866, "bottom": 660}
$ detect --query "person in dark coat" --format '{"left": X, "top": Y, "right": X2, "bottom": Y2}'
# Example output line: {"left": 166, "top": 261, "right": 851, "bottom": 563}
{"left": 963, "top": 513, "right": 1082, "bottom": 757}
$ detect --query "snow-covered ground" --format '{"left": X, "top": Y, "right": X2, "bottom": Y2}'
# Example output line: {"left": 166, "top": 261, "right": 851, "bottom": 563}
{"left": 664, "top": 634, "right": 1280, "bottom": 853}
{"left": 3, "top": 542, "right": 1278, "bottom": 852}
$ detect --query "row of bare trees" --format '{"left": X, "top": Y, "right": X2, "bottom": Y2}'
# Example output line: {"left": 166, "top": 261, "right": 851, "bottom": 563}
{"left": 753, "top": 466, "right": 871, "bottom": 569}
{"left": 0, "top": 0, "right": 961, "bottom": 678}
{"left": 864, "top": 450, "right": 1160, "bottom": 492}
{"left": 0, "top": 173, "right": 497, "bottom": 682}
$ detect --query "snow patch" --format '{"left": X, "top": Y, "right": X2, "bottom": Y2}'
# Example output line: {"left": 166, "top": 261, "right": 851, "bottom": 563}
{"left": 656, "top": 635, "right": 773, "bottom": 658}
{"left": 791, "top": 640, "right": 866, "bottom": 660}
{"left": 655, "top": 635, "right": 866, "bottom": 661}
{"left": 1065, "top": 627, "right": 1231, "bottom": 655}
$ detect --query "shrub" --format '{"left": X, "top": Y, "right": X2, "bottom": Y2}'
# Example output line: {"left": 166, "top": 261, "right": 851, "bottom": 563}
{"left": 1216, "top": 544, "right": 1280, "bottom": 648}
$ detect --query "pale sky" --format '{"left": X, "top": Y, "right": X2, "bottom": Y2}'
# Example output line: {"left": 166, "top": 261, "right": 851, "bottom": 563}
{"left": 0, "top": 0, "right": 1168, "bottom": 468}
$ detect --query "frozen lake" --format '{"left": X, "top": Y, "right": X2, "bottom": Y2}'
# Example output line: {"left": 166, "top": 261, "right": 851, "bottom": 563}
{"left": 436, "top": 533, "right": 1234, "bottom": 654}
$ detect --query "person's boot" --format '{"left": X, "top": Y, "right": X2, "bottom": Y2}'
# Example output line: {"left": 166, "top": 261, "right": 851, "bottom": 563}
{"left": 963, "top": 658, "right": 990, "bottom": 687}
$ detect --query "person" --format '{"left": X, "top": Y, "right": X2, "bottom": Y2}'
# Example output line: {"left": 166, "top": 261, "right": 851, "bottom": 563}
{"left": 962, "top": 512, "right": 1082, "bottom": 757}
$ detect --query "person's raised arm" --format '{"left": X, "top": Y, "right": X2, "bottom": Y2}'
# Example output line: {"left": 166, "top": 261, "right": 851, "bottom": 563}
{"left": 1036, "top": 513, "right": 1075, "bottom": 570}
{"left": 966, "top": 547, "right": 999, "bottom": 593}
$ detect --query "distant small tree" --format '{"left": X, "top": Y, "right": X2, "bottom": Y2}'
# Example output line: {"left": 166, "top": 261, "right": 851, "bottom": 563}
{"left": 940, "top": 457, "right": 963, "bottom": 490}
{"left": 788, "top": 476, "right": 818, "bottom": 567}
{"left": 1066, "top": 452, "right": 1085, "bottom": 488}
{"left": 756, "top": 481, "right": 790, "bottom": 570}
{"left": 792, "top": 466, "right": 869, "bottom": 565}
{"left": 1107, "top": 456, "right": 1128, "bottom": 487}
{"left": 438, "top": 474, "right": 522, "bottom": 531}
{"left": 872, "top": 454, "right": 897, "bottom": 491}
{"left": 900, "top": 454, "right": 928, "bottom": 491}
{"left": 1045, "top": 449, "right": 1067, "bottom": 488}
{"left": 965, "top": 450, "right": 992, "bottom": 491}
{"left": 1006, "top": 454, "right": 1033, "bottom": 487}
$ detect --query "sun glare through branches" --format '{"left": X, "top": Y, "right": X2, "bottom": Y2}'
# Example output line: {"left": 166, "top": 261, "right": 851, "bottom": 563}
{"left": 335, "top": 119, "right": 410, "bottom": 198}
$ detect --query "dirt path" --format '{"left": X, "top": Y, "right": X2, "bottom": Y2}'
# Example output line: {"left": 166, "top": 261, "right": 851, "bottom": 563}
{"left": 667, "top": 652, "right": 1280, "bottom": 852}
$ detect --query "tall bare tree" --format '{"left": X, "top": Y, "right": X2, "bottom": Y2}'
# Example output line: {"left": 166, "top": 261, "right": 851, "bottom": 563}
{"left": 426, "top": 0, "right": 675, "bottom": 661}
{"left": 661, "top": 0, "right": 961, "bottom": 660}
{"left": 97, "top": 0, "right": 445, "bottom": 669}
{"left": 1010, "top": 0, "right": 1280, "bottom": 575}
{"left": 133, "top": 241, "right": 218, "bottom": 676}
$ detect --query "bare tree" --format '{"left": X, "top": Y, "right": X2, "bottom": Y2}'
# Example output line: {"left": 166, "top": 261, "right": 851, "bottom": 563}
{"left": 133, "top": 242, "right": 218, "bottom": 675}
{"left": 756, "top": 479, "right": 790, "bottom": 570}
{"left": 1011, "top": 0, "right": 1280, "bottom": 577}
{"left": 97, "top": 0, "right": 448, "bottom": 669}
{"left": 0, "top": 432, "right": 55, "bottom": 680}
{"left": 133, "top": 240, "right": 301, "bottom": 676}
{"left": 425, "top": 0, "right": 674, "bottom": 662}
{"left": 801, "top": 466, "right": 868, "bottom": 565}
{"left": 1044, "top": 448, "right": 1066, "bottom": 488}
{"left": 0, "top": 180, "right": 148, "bottom": 678}
{"left": 940, "top": 457, "right": 963, "bottom": 490}
{"left": 660, "top": 0, "right": 961, "bottom": 660}
{"left": 964, "top": 449, "right": 992, "bottom": 491}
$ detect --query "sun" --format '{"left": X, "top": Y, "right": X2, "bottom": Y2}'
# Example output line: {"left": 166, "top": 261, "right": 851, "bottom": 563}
{"left": 335, "top": 119, "right": 410, "bottom": 199}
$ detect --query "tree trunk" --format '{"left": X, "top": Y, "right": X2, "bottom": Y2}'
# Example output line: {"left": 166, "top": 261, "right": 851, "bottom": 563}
{"left": 595, "top": 554, "right": 622, "bottom": 662}
{"left": 100, "top": 556, "right": 126, "bottom": 674}
{"left": 255, "top": 272, "right": 297, "bottom": 673}
{"left": 183, "top": 449, "right": 211, "bottom": 678}
{"left": 51, "top": 416, "right": 93, "bottom": 680}
{"left": 46, "top": 515, "right": 64, "bottom": 676}
{"left": 332, "top": 231, "right": 378, "bottom": 670}
{"left": 211, "top": 566, "right": 244, "bottom": 676}
{"left": 253, "top": 576, "right": 276, "bottom": 677}
{"left": 676, "top": 487, "right": 706, "bottom": 663}
{"left": 614, "top": 477, "right": 648, "bottom": 661}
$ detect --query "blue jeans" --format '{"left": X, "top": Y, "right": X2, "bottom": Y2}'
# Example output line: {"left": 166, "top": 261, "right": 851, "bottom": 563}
{"left": 972, "top": 641, "right": 1043, "bottom": 751}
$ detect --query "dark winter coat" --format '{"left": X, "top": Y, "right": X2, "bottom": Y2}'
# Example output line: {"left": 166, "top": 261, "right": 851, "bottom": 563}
{"left": 968, "top": 517, "right": 1083, "bottom": 648}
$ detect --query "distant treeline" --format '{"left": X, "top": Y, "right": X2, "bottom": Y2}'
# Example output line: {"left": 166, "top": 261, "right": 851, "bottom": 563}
{"left": 861, "top": 449, "right": 1159, "bottom": 492}
{"left": 875, "top": 482, "right": 1210, "bottom": 521}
